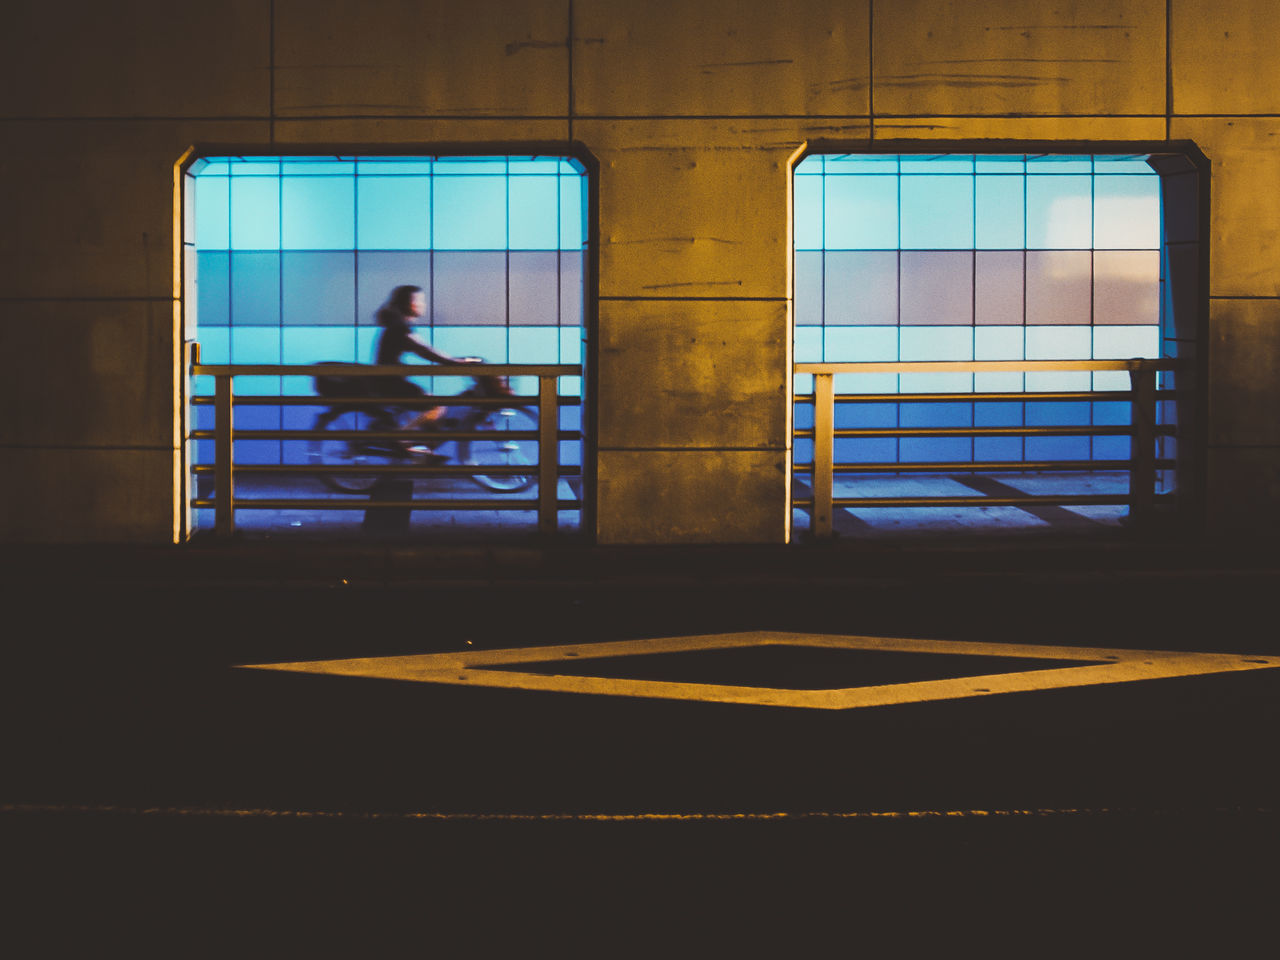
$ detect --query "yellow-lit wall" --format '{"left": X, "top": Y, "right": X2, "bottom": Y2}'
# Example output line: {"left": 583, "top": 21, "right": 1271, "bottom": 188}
{"left": 1, "top": 0, "right": 1276, "bottom": 543}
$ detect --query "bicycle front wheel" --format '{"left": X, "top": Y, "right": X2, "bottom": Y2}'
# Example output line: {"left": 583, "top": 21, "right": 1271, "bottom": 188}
{"left": 466, "top": 407, "right": 538, "bottom": 493}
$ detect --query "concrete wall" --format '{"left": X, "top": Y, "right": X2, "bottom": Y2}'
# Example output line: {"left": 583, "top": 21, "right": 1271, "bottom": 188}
{"left": 2, "top": 0, "right": 1277, "bottom": 543}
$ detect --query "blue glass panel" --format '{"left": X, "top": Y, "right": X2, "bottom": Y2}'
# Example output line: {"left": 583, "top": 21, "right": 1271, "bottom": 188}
{"left": 509, "top": 326, "right": 558, "bottom": 363}
{"left": 793, "top": 402, "right": 813, "bottom": 430}
{"left": 1026, "top": 436, "right": 1091, "bottom": 460}
{"left": 1026, "top": 175, "right": 1091, "bottom": 249}
{"left": 793, "top": 174, "right": 823, "bottom": 250}
{"left": 1092, "top": 436, "right": 1131, "bottom": 460}
{"left": 509, "top": 177, "right": 559, "bottom": 250}
{"left": 282, "top": 177, "right": 355, "bottom": 249}
{"left": 357, "top": 176, "right": 431, "bottom": 249}
{"left": 193, "top": 405, "right": 216, "bottom": 430}
{"left": 975, "top": 402, "right": 1023, "bottom": 427}
{"left": 1094, "top": 175, "right": 1160, "bottom": 249}
{"left": 841, "top": 402, "right": 897, "bottom": 428}
{"left": 560, "top": 175, "right": 585, "bottom": 250}
{"left": 433, "top": 176, "right": 506, "bottom": 250}
{"left": 900, "top": 175, "right": 973, "bottom": 249}
{"left": 283, "top": 326, "right": 359, "bottom": 364}
{"left": 234, "top": 440, "right": 281, "bottom": 465}
{"left": 230, "top": 177, "right": 279, "bottom": 249}
{"left": 236, "top": 404, "right": 281, "bottom": 429}
{"left": 793, "top": 436, "right": 814, "bottom": 465}
{"left": 196, "top": 326, "right": 229, "bottom": 363}
{"left": 229, "top": 252, "right": 280, "bottom": 325}
{"left": 282, "top": 251, "right": 355, "bottom": 325}
{"left": 195, "top": 176, "right": 230, "bottom": 250}
{"left": 232, "top": 327, "right": 280, "bottom": 363}
{"left": 1027, "top": 401, "right": 1089, "bottom": 426}
{"left": 197, "top": 251, "right": 230, "bottom": 327}
{"left": 824, "top": 175, "right": 898, "bottom": 249}
{"left": 900, "top": 438, "right": 972, "bottom": 462}
{"left": 974, "top": 437, "right": 1023, "bottom": 460}
{"left": 794, "top": 325, "right": 822, "bottom": 363}
{"left": 1092, "top": 401, "right": 1131, "bottom": 426}
{"left": 975, "top": 176, "right": 1024, "bottom": 249}
{"left": 902, "top": 401, "right": 972, "bottom": 427}
{"left": 837, "top": 437, "right": 897, "bottom": 463}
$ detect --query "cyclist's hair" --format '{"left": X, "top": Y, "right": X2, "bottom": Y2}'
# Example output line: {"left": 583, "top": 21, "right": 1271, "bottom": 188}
{"left": 382, "top": 284, "right": 424, "bottom": 320}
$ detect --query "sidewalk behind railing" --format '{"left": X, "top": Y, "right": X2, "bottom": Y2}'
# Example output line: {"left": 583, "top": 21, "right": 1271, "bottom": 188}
{"left": 794, "top": 358, "right": 1178, "bottom": 538}
{"left": 189, "top": 351, "right": 581, "bottom": 538}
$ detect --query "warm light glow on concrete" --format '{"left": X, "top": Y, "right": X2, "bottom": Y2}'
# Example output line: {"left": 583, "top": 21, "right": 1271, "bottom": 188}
{"left": 242, "top": 630, "right": 1280, "bottom": 710}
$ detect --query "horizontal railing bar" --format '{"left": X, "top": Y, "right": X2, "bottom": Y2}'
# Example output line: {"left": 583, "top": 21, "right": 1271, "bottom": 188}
{"left": 191, "top": 429, "right": 579, "bottom": 441}
{"left": 190, "top": 394, "right": 581, "bottom": 407}
{"left": 793, "top": 390, "right": 1180, "bottom": 404}
{"left": 191, "top": 463, "right": 581, "bottom": 477}
{"left": 795, "top": 359, "right": 1178, "bottom": 374}
{"left": 191, "top": 499, "right": 579, "bottom": 511}
{"left": 193, "top": 363, "right": 578, "bottom": 377}
{"left": 792, "top": 459, "right": 1177, "bottom": 474}
{"left": 794, "top": 425, "right": 1173, "bottom": 438}
{"left": 792, "top": 494, "right": 1138, "bottom": 508}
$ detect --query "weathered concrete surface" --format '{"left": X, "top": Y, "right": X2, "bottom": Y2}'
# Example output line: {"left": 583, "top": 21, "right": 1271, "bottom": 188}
{"left": 1172, "top": 0, "right": 1280, "bottom": 115}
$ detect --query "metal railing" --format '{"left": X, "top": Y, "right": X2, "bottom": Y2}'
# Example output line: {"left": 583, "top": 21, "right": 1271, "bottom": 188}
{"left": 188, "top": 350, "right": 581, "bottom": 538}
{"left": 794, "top": 358, "right": 1178, "bottom": 538}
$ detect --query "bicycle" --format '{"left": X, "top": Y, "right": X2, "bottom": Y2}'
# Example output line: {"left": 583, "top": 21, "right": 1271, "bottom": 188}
{"left": 307, "top": 360, "right": 538, "bottom": 494}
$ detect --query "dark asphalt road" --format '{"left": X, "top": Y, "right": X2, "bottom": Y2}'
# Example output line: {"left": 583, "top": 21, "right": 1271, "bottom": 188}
{"left": 3, "top": 538, "right": 1279, "bottom": 945}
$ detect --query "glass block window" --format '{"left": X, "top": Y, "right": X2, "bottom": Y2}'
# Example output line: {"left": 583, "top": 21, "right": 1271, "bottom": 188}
{"left": 793, "top": 153, "right": 1162, "bottom": 464}
{"left": 189, "top": 154, "right": 587, "bottom": 468}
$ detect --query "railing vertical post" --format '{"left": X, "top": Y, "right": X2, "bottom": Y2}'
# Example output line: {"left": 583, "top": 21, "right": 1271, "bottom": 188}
{"left": 214, "top": 373, "right": 235, "bottom": 538}
{"left": 1129, "top": 361, "right": 1156, "bottom": 524}
{"left": 538, "top": 373, "right": 559, "bottom": 535}
{"left": 813, "top": 372, "right": 835, "bottom": 538}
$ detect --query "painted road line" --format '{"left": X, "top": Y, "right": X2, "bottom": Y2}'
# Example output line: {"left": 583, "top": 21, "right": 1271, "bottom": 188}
{"left": 241, "top": 630, "right": 1280, "bottom": 710}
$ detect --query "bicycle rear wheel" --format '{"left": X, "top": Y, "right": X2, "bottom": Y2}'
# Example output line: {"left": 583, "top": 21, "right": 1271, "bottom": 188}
{"left": 466, "top": 407, "right": 538, "bottom": 493}
{"left": 308, "top": 409, "right": 400, "bottom": 493}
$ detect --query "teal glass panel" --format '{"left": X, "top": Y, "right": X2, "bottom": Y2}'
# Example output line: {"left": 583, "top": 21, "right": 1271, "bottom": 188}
{"left": 1026, "top": 157, "right": 1091, "bottom": 174}
{"left": 793, "top": 174, "right": 824, "bottom": 250}
{"left": 794, "top": 325, "right": 822, "bottom": 362}
{"left": 229, "top": 160, "right": 280, "bottom": 176}
{"left": 433, "top": 176, "right": 506, "bottom": 250}
{"left": 824, "top": 155, "right": 898, "bottom": 175}
{"left": 560, "top": 175, "right": 585, "bottom": 250}
{"left": 559, "top": 327, "right": 582, "bottom": 363}
{"left": 1093, "top": 159, "right": 1154, "bottom": 174}
{"left": 357, "top": 176, "right": 431, "bottom": 249}
{"left": 509, "top": 326, "right": 559, "bottom": 363}
{"left": 508, "top": 158, "right": 563, "bottom": 174}
{"left": 794, "top": 155, "right": 823, "bottom": 175}
{"left": 974, "top": 326, "right": 1024, "bottom": 360}
{"left": 1025, "top": 325, "right": 1092, "bottom": 359}
{"left": 282, "top": 176, "right": 355, "bottom": 249}
{"left": 899, "top": 326, "right": 973, "bottom": 361}
{"left": 824, "top": 174, "right": 898, "bottom": 249}
{"left": 432, "top": 326, "right": 508, "bottom": 363}
{"left": 434, "top": 158, "right": 506, "bottom": 175}
{"left": 281, "top": 160, "right": 355, "bottom": 176}
{"left": 356, "top": 159, "right": 434, "bottom": 175}
{"left": 509, "top": 176, "right": 559, "bottom": 250}
{"left": 1094, "top": 175, "right": 1160, "bottom": 249}
{"left": 975, "top": 155, "right": 1026, "bottom": 174}
{"left": 195, "top": 176, "right": 230, "bottom": 250}
{"left": 230, "top": 177, "right": 279, "bottom": 249}
{"left": 197, "top": 326, "right": 229, "bottom": 364}
{"left": 229, "top": 252, "right": 280, "bottom": 325}
{"left": 282, "top": 326, "right": 358, "bottom": 364}
{"left": 1093, "top": 325, "right": 1158, "bottom": 359}
{"left": 899, "top": 156, "right": 973, "bottom": 174}
{"left": 900, "top": 175, "right": 973, "bottom": 249}
{"left": 196, "top": 251, "right": 229, "bottom": 327}
{"left": 1026, "top": 175, "right": 1091, "bottom": 249}
{"left": 828, "top": 325, "right": 899, "bottom": 361}
{"left": 231, "top": 326, "right": 280, "bottom": 363}
{"left": 899, "top": 371, "right": 974, "bottom": 393}
{"left": 975, "top": 176, "right": 1024, "bottom": 249}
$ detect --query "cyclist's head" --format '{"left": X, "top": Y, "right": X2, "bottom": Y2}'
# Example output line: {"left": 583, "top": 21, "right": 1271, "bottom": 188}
{"left": 385, "top": 285, "right": 425, "bottom": 319}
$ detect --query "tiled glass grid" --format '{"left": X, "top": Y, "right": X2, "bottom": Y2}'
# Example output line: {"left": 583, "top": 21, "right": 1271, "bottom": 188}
{"left": 793, "top": 154, "right": 1162, "bottom": 465}
{"left": 190, "top": 156, "right": 587, "bottom": 467}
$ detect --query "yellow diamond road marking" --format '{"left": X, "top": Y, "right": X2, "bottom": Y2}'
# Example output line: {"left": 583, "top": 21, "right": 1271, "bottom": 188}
{"left": 241, "top": 631, "right": 1280, "bottom": 711}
